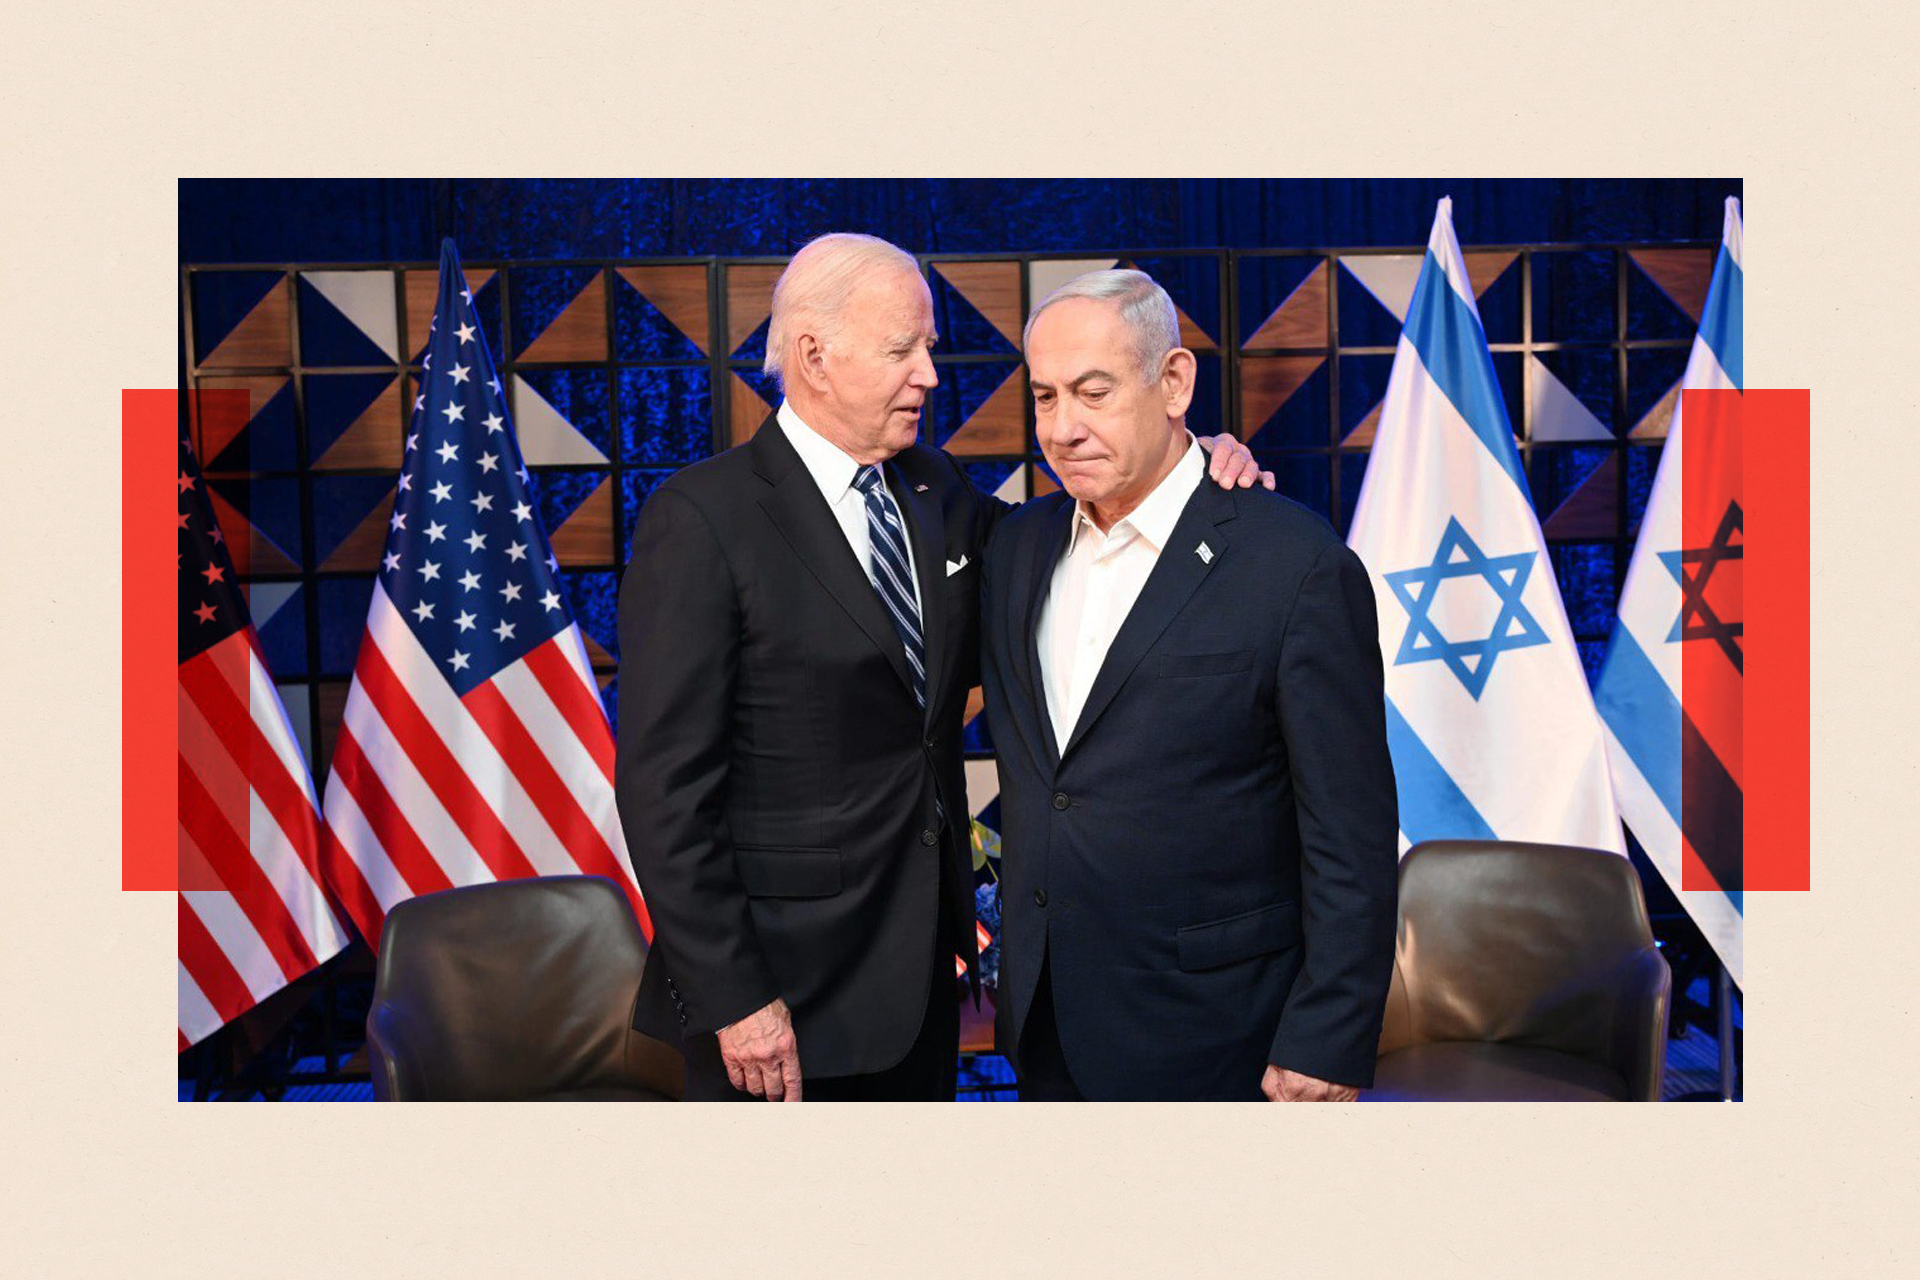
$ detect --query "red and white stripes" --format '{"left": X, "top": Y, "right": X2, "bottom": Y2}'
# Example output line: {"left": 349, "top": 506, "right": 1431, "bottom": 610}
{"left": 319, "top": 581, "right": 647, "bottom": 946}
{"left": 177, "top": 630, "right": 350, "bottom": 1048}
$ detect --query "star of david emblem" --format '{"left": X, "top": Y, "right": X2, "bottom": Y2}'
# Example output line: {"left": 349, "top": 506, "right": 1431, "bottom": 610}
{"left": 1382, "top": 516, "right": 1551, "bottom": 700}
{"left": 1660, "top": 500, "right": 1743, "bottom": 673}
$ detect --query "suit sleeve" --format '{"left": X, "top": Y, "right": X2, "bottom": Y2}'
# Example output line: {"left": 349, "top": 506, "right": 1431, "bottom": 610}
{"left": 1268, "top": 539, "right": 1400, "bottom": 1088}
{"left": 615, "top": 486, "right": 779, "bottom": 1034}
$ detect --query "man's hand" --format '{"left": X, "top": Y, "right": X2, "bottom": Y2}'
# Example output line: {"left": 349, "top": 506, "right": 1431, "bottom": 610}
{"left": 1197, "top": 433, "right": 1277, "bottom": 491}
{"left": 717, "top": 998, "right": 802, "bottom": 1101}
{"left": 1262, "top": 1065, "right": 1359, "bottom": 1102}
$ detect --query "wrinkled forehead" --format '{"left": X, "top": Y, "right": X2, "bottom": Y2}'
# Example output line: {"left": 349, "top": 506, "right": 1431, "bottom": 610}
{"left": 1025, "top": 297, "right": 1134, "bottom": 380}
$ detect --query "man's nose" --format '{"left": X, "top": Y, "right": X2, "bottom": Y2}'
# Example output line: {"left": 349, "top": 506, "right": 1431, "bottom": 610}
{"left": 1041, "top": 412, "right": 1085, "bottom": 452}
{"left": 908, "top": 348, "right": 938, "bottom": 389}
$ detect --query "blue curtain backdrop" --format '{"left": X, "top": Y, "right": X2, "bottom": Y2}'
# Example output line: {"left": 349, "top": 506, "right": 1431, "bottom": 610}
{"left": 179, "top": 178, "right": 1740, "bottom": 263}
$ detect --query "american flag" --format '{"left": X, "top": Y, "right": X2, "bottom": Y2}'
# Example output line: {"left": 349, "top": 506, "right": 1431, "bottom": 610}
{"left": 318, "top": 240, "right": 648, "bottom": 944}
{"left": 177, "top": 418, "right": 350, "bottom": 1049}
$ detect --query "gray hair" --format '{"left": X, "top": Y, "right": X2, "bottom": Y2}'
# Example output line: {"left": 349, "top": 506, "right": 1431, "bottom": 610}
{"left": 1022, "top": 268, "right": 1180, "bottom": 382}
{"left": 762, "top": 232, "right": 922, "bottom": 389}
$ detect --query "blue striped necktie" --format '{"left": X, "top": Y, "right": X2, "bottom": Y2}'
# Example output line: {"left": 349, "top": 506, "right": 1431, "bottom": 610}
{"left": 852, "top": 464, "right": 926, "bottom": 709}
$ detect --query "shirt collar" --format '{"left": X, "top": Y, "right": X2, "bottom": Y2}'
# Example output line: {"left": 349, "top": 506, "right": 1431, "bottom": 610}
{"left": 777, "top": 399, "right": 862, "bottom": 502}
{"left": 1068, "top": 431, "right": 1205, "bottom": 555}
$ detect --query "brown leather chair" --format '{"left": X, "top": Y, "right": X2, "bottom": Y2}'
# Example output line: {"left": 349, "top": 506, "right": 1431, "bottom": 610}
{"left": 1366, "top": 840, "right": 1671, "bottom": 1101}
{"left": 367, "top": 875, "right": 684, "bottom": 1101}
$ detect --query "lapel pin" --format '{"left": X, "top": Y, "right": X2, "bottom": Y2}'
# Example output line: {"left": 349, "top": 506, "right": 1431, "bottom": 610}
{"left": 913, "top": 483, "right": 929, "bottom": 493}
{"left": 1196, "top": 541, "right": 1214, "bottom": 564}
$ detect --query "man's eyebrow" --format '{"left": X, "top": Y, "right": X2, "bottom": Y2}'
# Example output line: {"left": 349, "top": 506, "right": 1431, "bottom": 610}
{"left": 1030, "top": 368, "right": 1117, "bottom": 393}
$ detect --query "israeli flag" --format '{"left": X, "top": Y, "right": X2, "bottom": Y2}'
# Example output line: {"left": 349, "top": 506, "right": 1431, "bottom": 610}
{"left": 1595, "top": 198, "right": 1744, "bottom": 984}
{"left": 1348, "top": 198, "right": 1624, "bottom": 855}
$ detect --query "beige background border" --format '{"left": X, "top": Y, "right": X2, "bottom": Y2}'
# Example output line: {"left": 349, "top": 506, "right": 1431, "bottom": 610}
{"left": 2, "top": 1, "right": 1916, "bottom": 1274}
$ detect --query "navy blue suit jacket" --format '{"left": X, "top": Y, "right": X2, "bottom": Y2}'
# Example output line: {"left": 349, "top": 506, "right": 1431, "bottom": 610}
{"left": 981, "top": 475, "right": 1399, "bottom": 1099}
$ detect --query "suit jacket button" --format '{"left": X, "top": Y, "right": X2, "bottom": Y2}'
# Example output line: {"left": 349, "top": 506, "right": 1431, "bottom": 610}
{"left": 1034, "top": 889, "right": 1048, "bottom": 907}
{"left": 924, "top": 737, "right": 935, "bottom": 750}
{"left": 921, "top": 829, "right": 938, "bottom": 847}
{"left": 1052, "top": 793, "right": 1070, "bottom": 810}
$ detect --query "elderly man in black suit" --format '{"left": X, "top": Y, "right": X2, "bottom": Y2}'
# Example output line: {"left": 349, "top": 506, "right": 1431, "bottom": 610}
{"left": 982, "top": 268, "right": 1399, "bottom": 1101}
{"left": 616, "top": 236, "right": 1270, "bottom": 1101}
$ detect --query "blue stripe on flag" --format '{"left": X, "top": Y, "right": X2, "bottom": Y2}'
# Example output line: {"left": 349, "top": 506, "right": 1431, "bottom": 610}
{"left": 1595, "top": 623, "right": 1683, "bottom": 827}
{"left": 1402, "top": 251, "right": 1529, "bottom": 495}
{"left": 1383, "top": 695, "right": 1497, "bottom": 843}
{"left": 1699, "top": 250, "right": 1744, "bottom": 390}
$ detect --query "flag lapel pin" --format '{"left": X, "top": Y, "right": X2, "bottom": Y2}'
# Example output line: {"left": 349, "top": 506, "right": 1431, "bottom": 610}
{"left": 913, "top": 483, "right": 929, "bottom": 492}
{"left": 1196, "top": 541, "right": 1213, "bottom": 564}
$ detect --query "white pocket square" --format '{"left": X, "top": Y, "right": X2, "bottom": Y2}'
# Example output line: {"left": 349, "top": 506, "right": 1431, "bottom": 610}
{"left": 945, "top": 555, "right": 969, "bottom": 576}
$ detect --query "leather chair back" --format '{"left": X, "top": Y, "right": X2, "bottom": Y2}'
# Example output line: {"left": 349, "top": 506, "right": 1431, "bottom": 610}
{"left": 1378, "top": 841, "right": 1670, "bottom": 1100}
{"left": 367, "top": 876, "right": 683, "bottom": 1101}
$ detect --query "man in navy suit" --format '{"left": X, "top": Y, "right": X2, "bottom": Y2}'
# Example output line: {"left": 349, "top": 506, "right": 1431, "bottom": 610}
{"left": 982, "top": 269, "right": 1399, "bottom": 1101}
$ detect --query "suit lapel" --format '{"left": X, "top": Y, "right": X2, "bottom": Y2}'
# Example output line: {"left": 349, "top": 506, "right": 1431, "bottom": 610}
{"left": 892, "top": 461, "right": 948, "bottom": 727}
{"left": 1018, "top": 498, "right": 1076, "bottom": 770}
{"left": 1058, "top": 481, "right": 1237, "bottom": 762}
{"left": 751, "top": 419, "right": 918, "bottom": 700}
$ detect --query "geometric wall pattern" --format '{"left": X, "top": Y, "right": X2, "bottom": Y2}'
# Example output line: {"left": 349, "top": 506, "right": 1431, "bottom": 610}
{"left": 184, "top": 243, "right": 1715, "bottom": 781}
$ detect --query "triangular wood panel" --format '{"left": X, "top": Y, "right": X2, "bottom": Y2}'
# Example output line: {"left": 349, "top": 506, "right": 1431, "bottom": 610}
{"left": 932, "top": 261, "right": 1023, "bottom": 349}
{"left": 963, "top": 686, "right": 985, "bottom": 726}
{"left": 1239, "top": 356, "right": 1324, "bottom": 442}
{"left": 1030, "top": 465, "right": 1059, "bottom": 497}
{"left": 1463, "top": 251, "right": 1519, "bottom": 299}
{"left": 404, "top": 268, "right": 495, "bottom": 358}
{"left": 1542, "top": 455, "right": 1621, "bottom": 540}
{"left": 314, "top": 375, "right": 404, "bottom": 470}
{"left": 548, "top": 477, "right": 614, "bottom": 566}
{"left": 1174, "top": 302, "right": 1217, "bottom": 351}
{"left": 616, "top": 264, "right": 711, "bottom": 356}
{"left": 201, "top": 277, "right": 293, "bottom": 369}
{"left": 318, "top": 488, "right": 396, "bottom": 571}
{"left": 520, "top": 270, "right": 609, "bottom": 363}
{"left": 209, "top": 490, "right": 300, "bottom": 576}
{"left": 726, "top": 263, "right": 786, "bottom": 355}
{"left": 942, "top": 368, "right": 1027, "bottom": 456}
{"left": 1244, "top": 262, "right": 1329, "bottom": 351}
{"left": 730, "top": 372, "right": 775, "bottom": 445}
{"left": 1342, "top": 399, "right": 1386, "bottom": 448}
{"left": 191, "top": 379, "right": 286, "bottom": 467}
{"left": 582, "top": 633, "right": 616, "bottom": 668}
{"left": 1630, "top": 379, "right": 1682, "bottom": 440}
{"left": 1629, "top": 248, "right": 1714, "bottom": 324}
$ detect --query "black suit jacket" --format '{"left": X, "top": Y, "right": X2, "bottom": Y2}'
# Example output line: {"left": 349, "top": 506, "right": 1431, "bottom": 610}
{"left": 616, "top": 416, "right": 1002, "bottom": 1079}
{"left": 981, "top": 477, "right": 1399, "bottom": 1099}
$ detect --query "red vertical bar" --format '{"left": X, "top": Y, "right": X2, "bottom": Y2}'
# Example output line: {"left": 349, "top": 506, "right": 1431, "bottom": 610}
{"left": 1680, "top": 389, "right": 1744, "bottom": 894}
{"left": 123, "top": 389, "right": 177, "bottom": 890}
{"left": 1744, "top": 389, "right": 1811, "bottom": 889}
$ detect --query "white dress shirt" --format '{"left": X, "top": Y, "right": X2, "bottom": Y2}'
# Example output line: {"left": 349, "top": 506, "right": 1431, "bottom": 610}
{"left": 776, "top": 399, "right": 922, "bottom": 609}
{"left": 1036, "top": 432, "right": 1206, "bottom": 748}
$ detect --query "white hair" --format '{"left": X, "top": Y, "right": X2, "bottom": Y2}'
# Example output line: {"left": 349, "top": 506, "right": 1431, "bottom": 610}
{"left": 762, "top": 232, "right": 923, "bottom": 389}
{"left": 1022, "top": 268, "right": 1180, "bottom": 382}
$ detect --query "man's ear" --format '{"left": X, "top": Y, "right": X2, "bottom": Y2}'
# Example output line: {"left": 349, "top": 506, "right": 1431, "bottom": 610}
{"left": 792, "top": 330, "right": 833, "bottom": 396}
{"left": 1161, "top": 347, "right": 1198, "bottom": 419}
